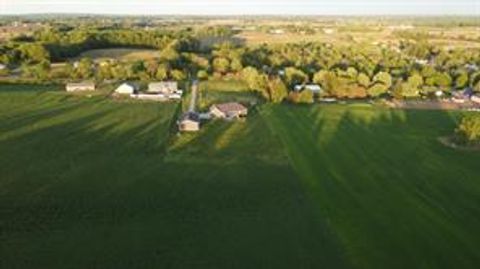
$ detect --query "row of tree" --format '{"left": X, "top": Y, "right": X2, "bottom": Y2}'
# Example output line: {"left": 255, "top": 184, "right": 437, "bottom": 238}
{"left": 2, "top": 25, "right": 480, "bottom": 103}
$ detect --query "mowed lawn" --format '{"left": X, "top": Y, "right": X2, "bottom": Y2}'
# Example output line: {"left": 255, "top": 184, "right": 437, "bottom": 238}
{"left": 1, "top": 84, "right": 480, "bottom": 269}
{"left": 262, "top": 104, "right": 480, "bottom": 269}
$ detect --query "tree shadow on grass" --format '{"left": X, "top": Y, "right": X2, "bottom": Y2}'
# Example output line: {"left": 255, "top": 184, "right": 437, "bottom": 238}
{"left": 0, "top": 103, "right": 352, "bottom": 269}
{"left": 265, "top": 104, "right": 480, "bottom": 269}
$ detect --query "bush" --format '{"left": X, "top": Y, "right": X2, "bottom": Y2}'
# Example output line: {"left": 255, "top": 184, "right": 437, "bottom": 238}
{"left": 455, "top": 115, "right": 480, "bottom": 145}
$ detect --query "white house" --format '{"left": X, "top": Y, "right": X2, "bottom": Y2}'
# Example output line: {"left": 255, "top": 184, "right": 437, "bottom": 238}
{"left": 66, "top": 82, "right": 95, "bottom": 92}
{"left": 148, "top": 81, "right": 178, "bottom": 94}
{"left": 115, "top": 82, "right": 138, "bottom": 95}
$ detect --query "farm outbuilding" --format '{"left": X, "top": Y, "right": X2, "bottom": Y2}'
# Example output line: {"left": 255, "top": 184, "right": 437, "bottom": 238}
{"left": 148, "top": 81, "right": 178, "bottom": 94}
{"left": 178, "top": 112, "right": 200, "bottom": 132}
{"left": 115, "top": 82, "right": 138, "bottom": 95}
{"left": 210, "top": 102, "right": 248, "bottom": 119}
{"left": 66, "top": 82, "right": 95, "bottom": 92}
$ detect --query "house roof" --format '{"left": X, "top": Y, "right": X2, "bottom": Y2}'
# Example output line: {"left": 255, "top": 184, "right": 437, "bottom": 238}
{"left": 213, "top": 102, "right": 247, "bottom": 113}
{"left": 118, "top": 82, "right": 138, "bottom": 89}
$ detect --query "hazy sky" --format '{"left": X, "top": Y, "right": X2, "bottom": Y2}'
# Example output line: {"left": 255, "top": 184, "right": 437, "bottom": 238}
{"left": 1, "top": 0, "right": 479, "bottom": 15}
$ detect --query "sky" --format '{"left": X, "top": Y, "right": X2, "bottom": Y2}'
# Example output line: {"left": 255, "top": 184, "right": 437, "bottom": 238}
{"left": 0, "top": 0, "right": 479, "bottom": 15}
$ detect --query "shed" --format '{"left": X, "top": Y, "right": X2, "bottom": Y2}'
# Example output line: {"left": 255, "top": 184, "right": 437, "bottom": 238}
{"left": 66, "top": 82, "right": 95, "bottom": 92}
{"left": 178, "top": 112, "right": 200, "bottom": 132}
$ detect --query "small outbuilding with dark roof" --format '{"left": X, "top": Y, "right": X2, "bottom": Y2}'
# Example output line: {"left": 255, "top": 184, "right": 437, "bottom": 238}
{"left": 178, "top": 112, "right": 200, "bottom": 132}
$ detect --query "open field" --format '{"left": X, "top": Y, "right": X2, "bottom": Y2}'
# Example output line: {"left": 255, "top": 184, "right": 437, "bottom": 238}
{"left": 1, "top": 84, "right": 480, "bottom": 268}
{"left": 75, "top": 48, "right": 160, "bottom": 61}
{"left": 236, "top": 26, "right": 480, "bottom": 48}
{"left": 197, "top": 79, "right": 259, "bottom": 110}
{"left": 262, "top": 104, "right": 480, "bottom": 269}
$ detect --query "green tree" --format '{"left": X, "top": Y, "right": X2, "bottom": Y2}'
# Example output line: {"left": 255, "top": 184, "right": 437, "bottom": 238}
{"left": 268, "top": 77, "right": 288, "bottom": 103}
{"left": 455, "top": 71, "right": 469, "bottom": 89}
{"left": 213, "top": 57, "right": 230, "bottom": 74}
{"left": 297, "top": 90, "right": 314, "bottom": 104}
{"left": 74, "top": 58, "right": 94, "bottom": 79}
{"left": 373, "top": 71, "right": 392, "bottom": 88}
{"left": 407, "top": 73, "right": 424, "bottom": 89}
{"left": 155, "top": 65, "right": 168, "bottom": 81}
{"left": 18, "top": 43, "right": 50, "bottom": 63}
{"left": 456, "top": 115, "right": 480, "bottom": 144}
{"left": 171, "top": 69, "right": 186, "bottom": 81}
{"left": 230, "top": 58, "right": 243, "bottom": 73}
{"left": 393, "top": 79, "right": 419, "bottom": 98}
{"left": 241, "top": 67, "right": 268, "bottom": 100}
{"left": 159, "top": 44, "right": 180, "bottom": 63}
{"left": 357, "top": 73, "right": 371, "bottom": 88}
{"left": 285, "top": 67, "right": 308, "bottom": 87}
{"left": 145, "top": 59, "right": 159, "bottom": 78}
{"left": 433, "top": 72, "right": 452, "bottom": 88}
{"left": 367, "top": 83, "right": 388, "bottom": 97}
{"left": 313, "top": 70, "right": 328, "bottom": 85}
{"left": 197, "top": 70, "right": 208, "bottom": 80}
{"left": 21, "top": 60, "right": 50, "bottom": 80}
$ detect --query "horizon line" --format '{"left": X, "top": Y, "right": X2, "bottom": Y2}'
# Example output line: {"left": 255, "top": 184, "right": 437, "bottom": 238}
{"left": 1, "top": 12, "right": 479, "bottom": 17}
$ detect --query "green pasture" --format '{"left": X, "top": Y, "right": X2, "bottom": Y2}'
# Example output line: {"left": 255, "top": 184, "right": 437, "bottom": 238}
{"left": 1, "top": 84, "right": 479, "bottom": 269}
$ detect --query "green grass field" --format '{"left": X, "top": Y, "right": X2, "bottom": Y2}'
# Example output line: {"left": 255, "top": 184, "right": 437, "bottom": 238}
{"left": 197, "top": 79, "right": 259, "bottom": 110}
{"left": 1, "top": 84, "right": 480, "bottom": 269}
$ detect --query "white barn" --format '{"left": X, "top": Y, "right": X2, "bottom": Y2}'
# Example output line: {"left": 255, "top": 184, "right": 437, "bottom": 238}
{"left": 115, "top": 82, "right": 138, "bottom": 95}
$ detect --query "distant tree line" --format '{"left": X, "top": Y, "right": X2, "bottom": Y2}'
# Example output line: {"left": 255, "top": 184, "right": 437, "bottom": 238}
{"left": 1, "top": 26, "right": 480, "bottom": 104}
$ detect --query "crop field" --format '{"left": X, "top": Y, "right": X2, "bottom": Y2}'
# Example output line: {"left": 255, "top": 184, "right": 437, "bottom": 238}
{"left": 236, "top": 26, "right": 480, "bottom": 48}
{"left": 1, "top": 84, "right": 480, "bottom": 269}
